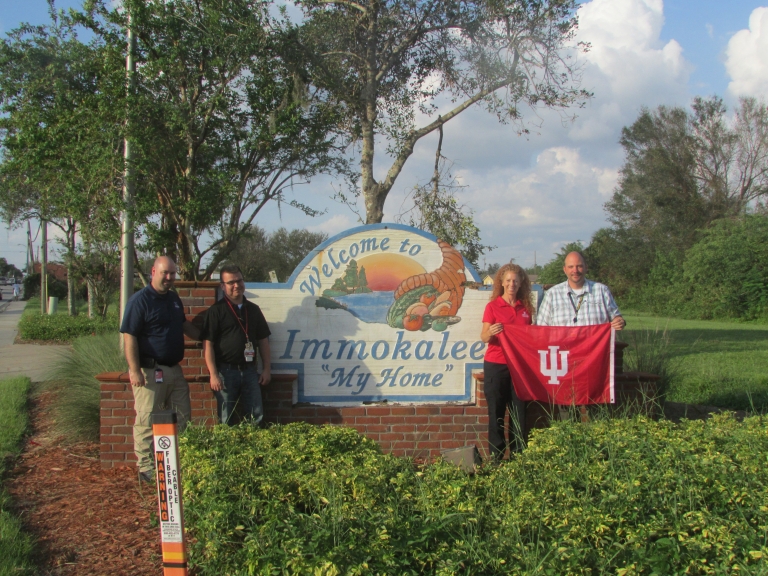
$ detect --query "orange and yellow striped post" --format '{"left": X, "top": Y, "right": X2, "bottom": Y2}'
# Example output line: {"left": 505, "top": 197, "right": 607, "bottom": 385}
{"left": 151, "top": 411, "right": 188, "bottom": 575}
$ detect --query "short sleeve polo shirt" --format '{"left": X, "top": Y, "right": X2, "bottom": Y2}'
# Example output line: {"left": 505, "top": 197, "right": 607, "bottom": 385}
{"left": 482, "top": 296, "right": 532, "bottom": 364}
{"left": 119, "top": 284, "right": 187, "bottom": 366}
{"left": 201, "top": 297, "right": 271, "bottom": 366}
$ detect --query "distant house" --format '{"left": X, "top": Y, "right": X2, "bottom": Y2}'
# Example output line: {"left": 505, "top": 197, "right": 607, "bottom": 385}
{"left": 33, "top": 262, "right": 68, "bottom": 282}
{"left": 482, "top": 274, "right": 494, "bottom": 286}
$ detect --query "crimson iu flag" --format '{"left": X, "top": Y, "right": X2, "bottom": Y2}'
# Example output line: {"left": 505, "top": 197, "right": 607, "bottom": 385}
{"left": 497, "top": 324, "right": 615, "bottom": 405}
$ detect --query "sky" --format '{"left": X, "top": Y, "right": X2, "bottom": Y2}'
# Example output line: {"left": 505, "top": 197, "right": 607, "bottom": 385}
{"left": 1, "top": 0, "right": 767, "bottom": 271}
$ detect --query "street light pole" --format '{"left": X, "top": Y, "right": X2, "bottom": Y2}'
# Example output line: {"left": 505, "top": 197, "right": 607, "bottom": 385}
{"left": 119, "top": 16, "right": 137, "bottom": 325}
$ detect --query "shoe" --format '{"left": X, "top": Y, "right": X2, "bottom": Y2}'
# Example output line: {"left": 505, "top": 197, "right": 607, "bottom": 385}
{"left": 138, "top": 470, "right": 154, "bottom": 484}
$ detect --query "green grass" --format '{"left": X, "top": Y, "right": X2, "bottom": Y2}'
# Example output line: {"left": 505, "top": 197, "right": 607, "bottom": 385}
{"left": 44, "top": 332, "right": 126, "bottom": 442}
{"left": 622, "top": 311, "right": 768, "bottom": 411}
{"left": 0, "top": 377, "right": 35, "bottom": 575}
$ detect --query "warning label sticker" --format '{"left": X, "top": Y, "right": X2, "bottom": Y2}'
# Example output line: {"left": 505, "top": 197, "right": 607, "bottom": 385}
{"left": 154, "top": 434, "right": 183, "bottom": 544}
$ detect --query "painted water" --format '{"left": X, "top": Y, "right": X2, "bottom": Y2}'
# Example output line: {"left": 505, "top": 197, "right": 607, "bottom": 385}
{"left": 332, "top": 291, "right": 395, "bottom": 324}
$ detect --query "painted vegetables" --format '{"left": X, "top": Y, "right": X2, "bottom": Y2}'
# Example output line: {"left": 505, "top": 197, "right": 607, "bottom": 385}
{"left": 387, "top": 240, "right": 466, "bottom": 331}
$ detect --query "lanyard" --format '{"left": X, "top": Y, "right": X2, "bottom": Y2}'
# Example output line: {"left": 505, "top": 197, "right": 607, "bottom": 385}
{"left": 225, "top": 298, "right": 249, "bottom": 342}
{"left": 568, "top": 292, "right": 586, "bottom": 323}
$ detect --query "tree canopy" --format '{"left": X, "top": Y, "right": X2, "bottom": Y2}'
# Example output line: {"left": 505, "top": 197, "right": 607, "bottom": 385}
{"left": 292, "top": 0, "right": 590, "bottom": 223}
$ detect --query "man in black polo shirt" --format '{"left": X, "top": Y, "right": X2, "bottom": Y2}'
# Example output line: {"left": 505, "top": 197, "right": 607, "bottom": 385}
{"left": 120, "top": 256, "right": 201, "bottom": 482}
{"left": 202, "top": 265, "right": 271, "bottom": 425}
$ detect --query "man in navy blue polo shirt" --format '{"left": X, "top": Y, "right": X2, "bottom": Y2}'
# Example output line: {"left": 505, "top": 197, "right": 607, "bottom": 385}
{"left": 120, "top": 256, "right": 201, "bottom": 482}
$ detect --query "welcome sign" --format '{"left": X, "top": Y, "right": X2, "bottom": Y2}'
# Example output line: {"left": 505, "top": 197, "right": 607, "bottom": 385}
{"left": 245, "top": 224, "right": 489, "bottom": 405}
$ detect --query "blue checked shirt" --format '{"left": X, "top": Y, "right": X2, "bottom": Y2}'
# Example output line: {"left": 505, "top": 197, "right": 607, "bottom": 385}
{"left": 536, "top": 279, "right": 622, "bottom": 327}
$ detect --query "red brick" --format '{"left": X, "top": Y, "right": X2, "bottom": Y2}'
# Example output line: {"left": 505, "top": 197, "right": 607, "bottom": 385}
{"left": 391, "top": 407, "right": 415, "bottom": 416}
{"left": 354, "top": 416, "right": 381, "bottom": 424}
{"left": 415, "top": 406, "right": 440, "bottom": 415}
{"left": 101, "top": 435, "right": 126, "bottom": 444}
{"left": 416, "top": 441, "right": 440, "bottom": 450}
{"left": 190, "top": 306, "right": 208, "bottom": 315}
{"left": 366, "top": 407, "right": 392, "bottom": 416}
{"left": 315, "top": 407, "right": 342, "bottom": 417}
{"left": 191, "top": 289, "right": 212, "bottom": 297}
{"left": 114, "top": 392, "right": 135, "bottom": 400}
{"left": 101, "top": 400, "right": 125, "bottom": 409}
{"left": 380, "top": 416, "right": 404, "bottom": 425}
{"left": 440, "top": 424, "right": 465, "bottom": 432}
{"left": 429, "top": 432, "right": 455, "bottom": 441}
{"left": 393, "top": 441, "right": 415, "bottom": 450}
{"left": 101, "top": 417, "right": 127, "bottom": 427}
{"left": 113, "top": 409, "right": 136, "bottom": 417}
{"left": 182, "top": 367, "right": 202, "bottom": 376}
{"left": 114, "top": 426, "right": 133, "bottom": 435}
{"left": 175, "top": 288, "right": 191, "bottom": 297}
{"left": 100, "top": 409, "right": 113, "bottom": 418}
{"left": 111, "top": 443, "right": 134, "bottom": 453}
{"left": 427, "top": 415, "right": 452, "bottom": 424}
{"left": 440, "top": 406, "right": 466, "bottom": 415}
{"left": 380, "top": 433, "right": 404, "bottom": 441}
{"left": 186, "top": 357, "right": 208, "bottom": 367}
{"left": 101, "top": 453, "right": 127, "bottom": 461}
{"left": 203, "top": 297, "right": 217, "bottom": 305}
{"left": 100, "top": 383, "right": 126, "bottom": 391}
{"left": 363, "top": 433, "right": 380, "bottom": 441}
{"left": 339, "top": 407, "right": 366, "bottom": 417}
{"left": 101, "top": 461, "right": 116, "bottom": 469}
{"left": 440, "top": 441, "right": 463, "bottom": 450}
{"left": 391, "top": 424, "right": 415, "bottom": 433}
{"left": 464, "top": 407, "right": 487, "bottom": 415}
{"left": 405, "top": 416, "right": 430, "bottom": 425}
{"left": 454, "top": 416, "right": 480, "bottom": 424}
{"left": 363, "top": 424, "right": 388, "bottom": 433}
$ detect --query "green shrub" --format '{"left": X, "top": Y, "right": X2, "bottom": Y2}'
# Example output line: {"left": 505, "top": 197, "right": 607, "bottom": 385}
{"left": 18, "top": 310, "right": 118, "bottom": 342}
{"left": 0, "top": 376, "right": 35, "bottom": 575}
{"left": 22, "top": 272, "right": 67, "bottom": 301}
{"left": 619, "top": 326, "right": 675, "bottom": 400}
{"left": 44, "top": 332, "right": 126, "bottom": 442}
{"left": 181, "top": 416, "right": 768, "bottom": 575}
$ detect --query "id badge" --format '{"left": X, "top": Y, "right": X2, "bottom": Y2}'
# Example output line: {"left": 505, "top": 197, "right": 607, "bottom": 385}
{"left": 154, "top": 369, "right": 164, "bottom": 383}
{"left": 244, "top": 341, "right": 255, "bottom": 362}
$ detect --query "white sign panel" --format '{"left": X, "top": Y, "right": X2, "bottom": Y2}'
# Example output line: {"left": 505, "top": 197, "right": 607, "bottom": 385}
{"left": 246, "top": 224, "right": 490, "bottom": 405}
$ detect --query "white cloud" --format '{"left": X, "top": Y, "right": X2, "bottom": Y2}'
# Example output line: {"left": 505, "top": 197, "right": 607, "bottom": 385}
{"left": 307, "top": 214, "right": 358, "bottom": 236}
{"left": 725, "top": 7, "right": 768, "bottom": 98}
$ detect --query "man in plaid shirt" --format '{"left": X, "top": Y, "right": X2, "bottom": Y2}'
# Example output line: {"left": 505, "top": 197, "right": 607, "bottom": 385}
{"left": 537, "top": 252, "right": 626, "bottom": 330}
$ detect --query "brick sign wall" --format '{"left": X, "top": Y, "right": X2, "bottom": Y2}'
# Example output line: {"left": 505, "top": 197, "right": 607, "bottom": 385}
{"left": 98, "top": 281, "right": 490, "bottom": 468}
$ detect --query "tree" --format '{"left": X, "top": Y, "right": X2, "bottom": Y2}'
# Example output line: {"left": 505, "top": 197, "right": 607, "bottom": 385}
{"left": 0, "top": 11, "right": 124, "bottom": 314}
{"left": 396, "top": 125, "right": 492, "bottom": 268}
{"left": 537, "top": 241, "right": 583, "bottom": 285}
{"left": 293, "top": 0, "right": 590, "bottom": 223}
{"left": 225, "top": 226, "right": 328, "bottom": 282}
{"left": 87, "top": 0, "right": 348, "bottom": 280}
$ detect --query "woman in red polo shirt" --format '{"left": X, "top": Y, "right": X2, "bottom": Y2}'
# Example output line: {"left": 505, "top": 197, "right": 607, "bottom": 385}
{"left": 480, "top": 263, "right": 534, "bottom": 460}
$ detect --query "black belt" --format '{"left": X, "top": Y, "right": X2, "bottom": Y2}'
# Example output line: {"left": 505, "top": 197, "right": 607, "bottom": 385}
{"left": 140, "top": 357, "right": 179, "bottom": 369}
{"left": 218, "top": 362, "right": 257, "bottom": 371}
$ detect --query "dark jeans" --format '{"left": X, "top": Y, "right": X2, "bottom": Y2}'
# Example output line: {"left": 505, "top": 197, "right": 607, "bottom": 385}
{"left": 214, "top": 365, "right": 263, "bottom": 425}
{"left": 483, "top": 360, "right": 526, "bottom": 459}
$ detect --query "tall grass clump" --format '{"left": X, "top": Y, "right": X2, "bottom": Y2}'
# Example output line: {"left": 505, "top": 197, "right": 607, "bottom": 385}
{"left": 620, "top": 326, "right": 675, "bottom": 401}
{"left": 45, "top": 332, "right": 126, "bottom": 442}
{"left": 181, "top": 417, "right": 768, "bottom": 575}
{"left": 0, "top": 376, "right": 35, "bottom": 575}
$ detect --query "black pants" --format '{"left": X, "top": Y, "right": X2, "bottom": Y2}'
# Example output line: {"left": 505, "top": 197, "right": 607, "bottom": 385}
{"left": 483, "top": 360, "right": 526, "bottom": 459}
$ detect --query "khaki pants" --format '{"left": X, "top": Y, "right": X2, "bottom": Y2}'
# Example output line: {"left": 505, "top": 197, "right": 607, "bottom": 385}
{"left": 132, "top": 363, "right": 190, "bottom": 473}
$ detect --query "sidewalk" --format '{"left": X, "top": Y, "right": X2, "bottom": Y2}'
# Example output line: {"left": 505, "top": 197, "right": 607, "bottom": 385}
{"left": 0, "top": 300, "right": 69, "bottom": 382}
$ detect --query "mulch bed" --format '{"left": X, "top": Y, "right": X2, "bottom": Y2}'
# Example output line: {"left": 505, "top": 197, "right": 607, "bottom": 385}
{"left": 6, "top": 389, "right": 163, "bottom": 575}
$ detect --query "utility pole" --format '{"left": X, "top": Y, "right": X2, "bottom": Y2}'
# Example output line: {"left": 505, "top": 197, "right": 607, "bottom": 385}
{"left": 40, "top": 220, "right": 48, "bottom": 314}
{"left": 119, "top": 16, "right": 137, "bottom": 325}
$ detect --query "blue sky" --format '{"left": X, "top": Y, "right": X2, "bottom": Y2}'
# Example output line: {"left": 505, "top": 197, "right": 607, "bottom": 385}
{"left": 1, "top": 0, "right": 767, "bottom": 270}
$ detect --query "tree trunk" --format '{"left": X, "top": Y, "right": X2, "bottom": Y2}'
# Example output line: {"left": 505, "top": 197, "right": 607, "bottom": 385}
{"left": 66, "top": 222, "right": 77, "bottom": 316}
{"left": 87, "top": 278, "right": 95, "bottom": 318}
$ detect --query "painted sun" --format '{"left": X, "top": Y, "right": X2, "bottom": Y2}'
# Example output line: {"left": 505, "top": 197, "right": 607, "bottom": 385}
{"left": 357, "top": 253, "right": 426, "bottom": 291}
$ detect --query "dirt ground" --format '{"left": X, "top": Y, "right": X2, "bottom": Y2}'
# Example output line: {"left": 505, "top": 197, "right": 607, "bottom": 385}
{"left": 6, "top": 389, "right": 163, "bottom": 575}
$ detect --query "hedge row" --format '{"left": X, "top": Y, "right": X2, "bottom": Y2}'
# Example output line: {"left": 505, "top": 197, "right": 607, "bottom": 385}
{"left": 181, "top": 415, "right": 768, "bottom": 575}
{"left": 17, "top": 312, "right": 118, "bottom": 342}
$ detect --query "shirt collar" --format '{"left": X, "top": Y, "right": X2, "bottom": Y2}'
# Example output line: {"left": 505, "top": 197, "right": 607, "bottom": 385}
{"left": 566, "top": 279, "right": 593, "bottom": 295}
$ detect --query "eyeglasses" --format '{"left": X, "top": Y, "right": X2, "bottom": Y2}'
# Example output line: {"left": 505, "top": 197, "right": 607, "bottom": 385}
{"left": 222, "top": 278, "right": 245, "bottom": 286}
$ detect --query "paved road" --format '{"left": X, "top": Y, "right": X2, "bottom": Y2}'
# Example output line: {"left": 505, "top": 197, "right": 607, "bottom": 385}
{"left": 0, "top": 286, "right": 70, "bottom": 382}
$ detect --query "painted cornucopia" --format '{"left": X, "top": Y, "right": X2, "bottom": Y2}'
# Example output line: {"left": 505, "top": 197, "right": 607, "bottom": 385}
{"left": 387, "top": 240, "right": 466, "bottom": 331}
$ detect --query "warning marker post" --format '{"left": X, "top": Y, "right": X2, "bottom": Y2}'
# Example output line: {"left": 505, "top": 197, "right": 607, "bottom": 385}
{"left": 151, "top": 411, "right": 188, "bottom": 575}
